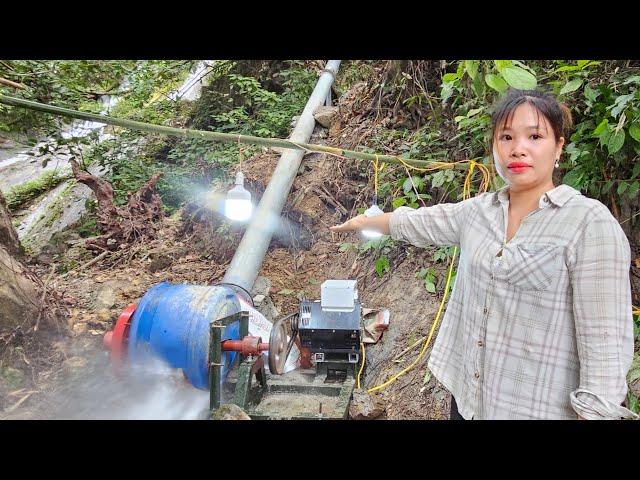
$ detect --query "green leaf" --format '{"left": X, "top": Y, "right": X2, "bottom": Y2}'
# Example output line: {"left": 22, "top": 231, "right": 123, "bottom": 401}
{"left": 501, "top": 67, "right": 537, "bottom": 90}
{"left": 440, "top": 82, "right": 454, "bottom": 102}
{"left": 617, "top": 182, "right": 628, "bottom": 195}
{"left": 628, "top": 181, "right": 640, "bottom": 199}
{"left": 464, "top": 60, "right": 479, "bottom": 80}
{"left": 471, "top": 72, "right": 485, "bottom": 97}
{"left": 360, "top": 240, "right": 374, "bottom": 253}
{"left": 425, "top": 281, "right": 436, "bottom": 293}
{"left": 278, "top": 289, "right": 294, "bottom": 295}
{"left": 392, "top": 197, "right": 407, "bottom": 209}
{"left": 600, "top": 127, "right": 612, "bottom": 147}
{"left": 555, "top": 65, "right": 581, "bottom": 73}
{"left": 442, "top": 73, "right": 459, "bottom": 83}
{"left": 559, "top": 79, "right": 583, "bottom": 96}
{"left": 467, "top": 108, "right": 483, "bottom": 118}
{"left": 485, "top": 74, "right": 508, "bottom": 93}
{"left": 512, "top": 60, "right": 535, "bottom": 74}
{"left": 338, "top": 242, "right": 354, "bottom": 253}
{"left": 422, "top": 369, "right": 432, "bottom": 385}
{"left": 632, "top": 161, "right": 640, "bottom": 178}
{"left": 431, "top": 171, "right": 445, "bottom": 188}
{"left": 584, "top": 85, "right": 600, "bottom": 102}
{"left": 608, "top": 129, "right": 625, "bottom": 154}
{"left": 593, "top": 118, "right": 609, "bottom": 136}
{"left": 494, "top": 60, "right": 513, "bottom": 73}
{"left": 375, "top": 256, "right": 390, "bottom": 277}
{"left": 622, "top": 75, "right": 640, "bottom": 86}
{"left": 403, "top": 176, "right": 423, "bottom": 194}
{"left": 629, "top": 123, "right": 640, "bottom": 143}
{"left": 563, "top": 168, "right": 584, "bottom": 189}
{"left": 602, "top": 180, "right": 615, "bottom": 194}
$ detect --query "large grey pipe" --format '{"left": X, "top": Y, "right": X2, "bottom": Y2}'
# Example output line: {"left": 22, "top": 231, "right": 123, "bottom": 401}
{"left": 223, "top": 60, "right": 341, "bottom": 293}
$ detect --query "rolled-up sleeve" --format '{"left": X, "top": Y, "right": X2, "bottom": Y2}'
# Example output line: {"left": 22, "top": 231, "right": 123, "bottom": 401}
{"left": 568, "top": 206, "right": 638, "bottom": 419}
{"left": 389, "top": 198, "right": 475, "bottom": 248}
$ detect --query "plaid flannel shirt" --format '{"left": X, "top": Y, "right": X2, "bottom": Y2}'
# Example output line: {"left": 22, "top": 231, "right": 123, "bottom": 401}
{"left": 389, "top": 184, "right": 637, "bottom": 420}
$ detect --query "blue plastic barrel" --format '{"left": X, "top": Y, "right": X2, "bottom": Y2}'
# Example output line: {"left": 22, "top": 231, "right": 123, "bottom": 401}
{"left": 127, "top": 282, "right": 242, "bottom": 389}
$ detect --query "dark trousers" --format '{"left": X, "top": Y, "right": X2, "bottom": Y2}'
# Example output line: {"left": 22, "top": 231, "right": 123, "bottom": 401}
{"left": 449, "top": 396, "right": 466, "bottom": 420}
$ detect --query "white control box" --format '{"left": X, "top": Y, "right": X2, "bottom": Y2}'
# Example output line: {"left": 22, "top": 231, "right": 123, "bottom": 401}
{"left": 320, "top": 279, "right": 358, "bottom": 312}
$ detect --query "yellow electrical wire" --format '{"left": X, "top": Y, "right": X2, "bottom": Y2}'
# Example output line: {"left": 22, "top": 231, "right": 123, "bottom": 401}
{"left": 356, "top": 341, "right": 366, "bottom": 389}
{"left": 367, "top": 246, "right": 458, "bottom": 393}
{"left": 363, "top": 158, "right": 489, "bottom": 394}
{"left": 394, "top": 155, "right": 466, "bottom": 174}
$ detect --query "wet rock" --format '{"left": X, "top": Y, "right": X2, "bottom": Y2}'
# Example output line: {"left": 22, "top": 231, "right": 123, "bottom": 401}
{"left": 256, "top": 296, "right": 279, "bottom": 323}
{"left": 91, "top": 280, "right": 129, "bottom": 310}
{"left": 0, "top": 137, "right": 16, "bottom": 149}
{"left": 313, "top": 106, "right": 339, "bottom": 128}
{"left": 349, "top": 390, "right": 385, "bottom": 420}
{"left": 251, "top": 276, "right": 271, "bottom": 297}
{"left": 210, "top": 403, "right": 251, "bottom": 420}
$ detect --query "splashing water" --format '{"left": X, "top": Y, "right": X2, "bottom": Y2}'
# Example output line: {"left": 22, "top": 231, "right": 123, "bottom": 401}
{"left": 41, "top": 349, "right": 209, "bottom": 420}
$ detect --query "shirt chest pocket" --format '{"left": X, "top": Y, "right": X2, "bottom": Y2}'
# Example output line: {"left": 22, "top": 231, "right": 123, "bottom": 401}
{"left": 495, "top": 243, "right": 563, "bottom": 291}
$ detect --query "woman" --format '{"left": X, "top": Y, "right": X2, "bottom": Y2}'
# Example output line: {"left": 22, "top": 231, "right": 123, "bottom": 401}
{"left": 330, "top": 89, "right": 638, "bottom": 420}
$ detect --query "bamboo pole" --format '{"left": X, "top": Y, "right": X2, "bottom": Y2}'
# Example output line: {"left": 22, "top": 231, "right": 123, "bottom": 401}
{"left": 0, "top": 78, "right": 26, "bottom": 90}
{"left": 0, "top": 93, "right": 469, "bottom": 171}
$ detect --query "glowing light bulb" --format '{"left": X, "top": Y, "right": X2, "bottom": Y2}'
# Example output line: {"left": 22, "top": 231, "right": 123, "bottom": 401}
{"left": 225, "top": 171, "right": 253, "bottom": 222}
{"left": 362, "top": 201, "right": 384, "bottom": 239}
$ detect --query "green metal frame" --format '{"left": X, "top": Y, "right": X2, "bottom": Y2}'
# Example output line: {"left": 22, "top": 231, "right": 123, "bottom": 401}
{"left": 209, "top": 310, "right": 357, "bottom": 420}
{"left": 209, "top": 310, "right": 249, "bottom": 411}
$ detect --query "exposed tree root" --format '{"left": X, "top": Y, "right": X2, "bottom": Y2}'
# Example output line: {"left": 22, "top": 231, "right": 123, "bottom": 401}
{"left": 70, "top": 160, "right": 164, "bottom": 252}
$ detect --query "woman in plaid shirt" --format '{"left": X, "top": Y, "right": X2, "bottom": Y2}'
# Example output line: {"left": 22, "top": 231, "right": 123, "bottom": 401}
{"left": 331, "top": 89, "right": 638, "bottom": 420}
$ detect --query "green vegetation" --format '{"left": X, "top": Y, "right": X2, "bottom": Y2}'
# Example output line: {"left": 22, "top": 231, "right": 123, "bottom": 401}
{"left": 0, "top": 60, "right": 137, "bottom": 135}
{"left": 5, "top": 169, "right": 71, "bottom": 211}
{"left": 2, "top": 60, "right": 638, "bottom": 411}
{"left": 339, "top": 59, "right": 640, "bottom": 411}
{"left": 79, "top": 60, "right": 319, "bottom": 212}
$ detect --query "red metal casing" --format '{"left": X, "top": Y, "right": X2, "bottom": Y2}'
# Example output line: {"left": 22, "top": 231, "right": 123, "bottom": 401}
{"left": 221, "top": 336, "right": 269, "bottom": 356}
{"left": 103, "top": 303, "right": 137, "bottom": 371}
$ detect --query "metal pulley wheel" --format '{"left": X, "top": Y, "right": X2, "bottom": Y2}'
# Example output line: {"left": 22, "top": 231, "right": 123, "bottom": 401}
{"left": 268, "top": 312, "right": 299, "bottom": 375}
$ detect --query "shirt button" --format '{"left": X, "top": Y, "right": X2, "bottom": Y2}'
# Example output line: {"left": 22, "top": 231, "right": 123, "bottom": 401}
{"left": 483, "top": 308, "right": 488, "bottom": 315}
{"left": 474, "top": 372, "right": 480, "bottom": 379}
{"left": 477, "top": 341, "right": 484, "bottom": 347}
{"left": 543, "top": 196, "right": 549, "bottom": 203}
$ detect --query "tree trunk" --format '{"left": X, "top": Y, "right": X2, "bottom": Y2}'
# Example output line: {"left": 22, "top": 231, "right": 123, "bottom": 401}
{"left": 0, "top": 191, "right": 21, "bottom": 257}
{"left": 0, "top": 191, "right": 41, "bottom": 332}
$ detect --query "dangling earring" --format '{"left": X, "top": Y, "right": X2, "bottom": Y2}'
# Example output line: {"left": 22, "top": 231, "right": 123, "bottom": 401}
{"left": 555, "top": 159, "right": 560, "bottom": 168}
